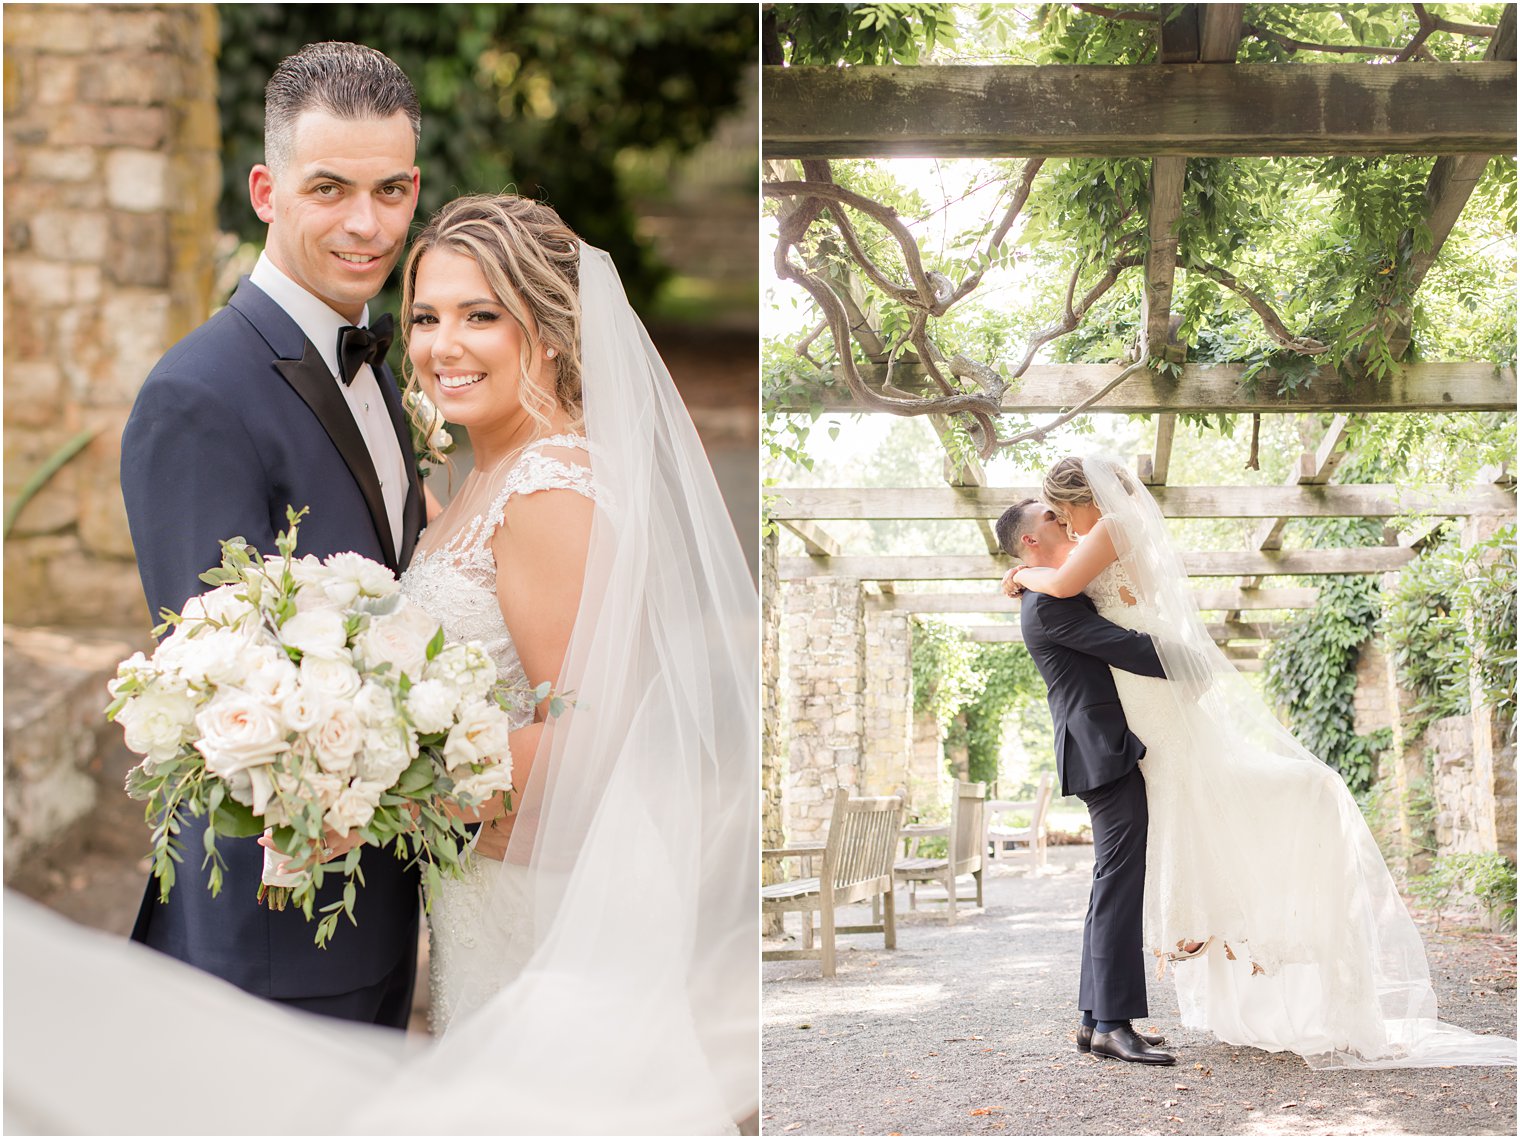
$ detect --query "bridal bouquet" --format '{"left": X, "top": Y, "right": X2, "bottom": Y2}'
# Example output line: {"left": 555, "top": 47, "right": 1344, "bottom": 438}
{"left": 108, "top": 508, "right": 515, "bottom": 946}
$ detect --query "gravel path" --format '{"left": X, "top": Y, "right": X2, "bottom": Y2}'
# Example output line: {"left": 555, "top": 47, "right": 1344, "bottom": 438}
{"left": 761, "top": 846, "right": 1516, "bottom": 1136}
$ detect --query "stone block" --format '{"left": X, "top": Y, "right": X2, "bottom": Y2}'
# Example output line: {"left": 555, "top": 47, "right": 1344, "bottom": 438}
{"left": 33, "top": 55, "right": 82, "bottom": 105}
{"left": 92, "top": 8, "right": 175, "bottom": 52}
{"left": 3, "top": 361, "right": 67, "bottom": 428}
{"left": 80, "top": 53, "right": 184, "bottom": 105}
{"left": 29, "top": 208, "right": 108, "bottom": 263}
{"left": 76, "top": 408, "right": 134, "bottom": 560}
{"left": 106, "top": 148, "right": 169, "bottom": 212}
{"left": 11, "top": 539, "right": 146, "bottom": 626}
{"left": 23, "top": 145, "right": 97, "bottom": 183}
{"left": 55, "top": 104, "right": 169, "bottom": 149}
{"left": 97, "top": 290, "right": 171, "bottom": 402}
{"left": 107, "top": 210, "right": 169, "bottom": 287}
{"left": 26, "top": 7, "right": 95, "bottom": 54}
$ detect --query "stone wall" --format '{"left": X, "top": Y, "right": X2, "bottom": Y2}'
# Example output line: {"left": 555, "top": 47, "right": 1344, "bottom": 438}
{"left": 4, "top": 4, "right": 221, "bottom": 628}
{"left": 760, "top": 530, "right": 785, "bottom": 933}
{"left": 782, "top": 577, "right": 864, "bottom": 847}
{"left": 860, "top": 605, "right": 913, "bottom": 800}
{"left": 910, "top": 710, "right": 946, "bottom": 816}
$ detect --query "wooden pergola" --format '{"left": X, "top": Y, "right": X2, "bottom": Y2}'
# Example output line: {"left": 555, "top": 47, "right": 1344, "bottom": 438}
{"left": 764, "top": 4, "right": 1518, "bottom": 670}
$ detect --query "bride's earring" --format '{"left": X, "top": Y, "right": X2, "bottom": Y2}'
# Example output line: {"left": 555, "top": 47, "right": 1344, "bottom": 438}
{"left": 545, "top": 347, "right": 558, "bottom": 359}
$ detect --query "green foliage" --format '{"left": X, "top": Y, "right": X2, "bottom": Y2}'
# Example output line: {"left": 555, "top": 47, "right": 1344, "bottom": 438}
{"left": 1264, "top": 573, "right": 1388, "bottom": 796}
{"left": 216, "top": 3, "right": 755, "bottom": 311}
{"left": 911, "top": 618, "right": 984, "bottom": 723}
{"left": 961, "top": 643, "right": 1042, "bottom": 785}
{"left": 1411, "top": 852, "right": 1518, "bottom": 931}
{"left": 770, "top": 3, "right": 957, "bottom": 65}
{"left": 1382, "top": 525, "right": 1518, "bottom": 736}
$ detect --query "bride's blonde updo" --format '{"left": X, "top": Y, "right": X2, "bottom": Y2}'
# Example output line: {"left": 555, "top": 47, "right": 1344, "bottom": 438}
{"left": 401, "top": 194, "right": 583, "bottom": 458}
{"left": 1041, "top": 456, "right": 1095, "bottom": 519}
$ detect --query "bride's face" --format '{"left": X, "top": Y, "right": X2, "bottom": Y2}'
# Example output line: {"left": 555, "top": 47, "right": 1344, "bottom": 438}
{"left": 1056, "top": 500, "right": 1103, "bottom": 536}
{"left": 407, "top": 247, "right": 545, "bottom": 431}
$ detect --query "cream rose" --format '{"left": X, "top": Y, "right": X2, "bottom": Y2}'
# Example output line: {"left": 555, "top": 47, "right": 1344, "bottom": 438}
{"left": 280, "top": 609, "right": 349, "bottom": 660}
{"left": 193, "top": 694, "right": 288, "bottom": 776}
{"left": 442, "top": 703, "right": 513, "bottom": 772}
{"left": 322, "top": 552, "right": 399, "bottom": 606}
{"left": 405, "top": 679, "right": 460, "bottom": 735}
{"left": 356, "top": 600, "right": 439, "bottom": 682}
{"left": 357, "top": 723, "right": 416, "bottom": 786}
{"left": 298, "top": 655, "right": 362, "bottom": 702}
{"left": 116, "top": 688, "right": 199, "bottom": 764}
{"left": 311, "top": 704, "right": 363, "bottom": 776}
{"left": 325, "top": 779, "right": 387, "bottom": 836}
{"left": 451, "top": 762, "right": 514, "bottom": 805}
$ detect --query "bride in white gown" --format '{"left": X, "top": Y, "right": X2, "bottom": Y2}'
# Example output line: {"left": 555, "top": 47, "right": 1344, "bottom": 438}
{"left": 1006, "top": 454, "right": 1515, "bottom": 1070}
{"left": 4, "top": 196, "right": 758, "bottom": 1134}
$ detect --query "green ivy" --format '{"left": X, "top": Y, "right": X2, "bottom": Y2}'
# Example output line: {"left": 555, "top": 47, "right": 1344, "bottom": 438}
{"left": 910, "top": 619, "right": 984, "bottom": 725}
{"left": 962, "top": 644, "right": 1042, "bottom": 786}
{"left": 1411, "top": 852, "right": 1518, "bottom": 932}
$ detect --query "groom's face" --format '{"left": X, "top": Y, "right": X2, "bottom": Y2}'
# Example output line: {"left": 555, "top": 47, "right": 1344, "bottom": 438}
{"left": 1022, "top": 503, "right": 1074, "bottom": 567}
{"left": 250, "top": 108, "right": 420, "bottom": 323}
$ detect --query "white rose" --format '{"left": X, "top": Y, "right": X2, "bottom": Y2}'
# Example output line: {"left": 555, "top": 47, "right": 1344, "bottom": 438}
{"left": 280, "top": 609, "right": 349, "bottom": 660}
{"left": 116, "top": 688, "right": 199, "bottom": 763}
{"left": 240, "top": 647, "right": 300, "bottom": 702}
{"left": 194, "top": 694, "right": 289, "bottom": 777}
{"left": 311, "top": 704, "right": 363, "bottom": 775}
{"left": 406, "top": 679, "right": 460, "bottom": 735}
{"left": 156, "top": 626, "right": 255, "bottom": 688}
{"left": 322, "top": 552, "right": 399, "bottom": 606}
{"left": 356, "top": 600, "right": 439, "bottom": 682}
{"left": 280, "top": 687, "right": 329, "bottom": 733}
{"left": 353, "top": 680, "right": 400, "bottom": 728}
{"left": 425, "top": 642, "right": 497, "bottom": 703}
{"left": 429, "top": 426, "right": 453, "bottom": 452}
{"left": 298, "top": 655, "right": 362, "bottom": 702}
{"left": 451, "top": 762, "right": 513, "bottom": 805}
{"left": 224, "top": 766, "right": 281, "bottom": 822}
{"left": 181, "top": 584, "right": 252, "bottom": 629}
{"left": 357, "top": 723, "right": 416, "bottom": 787}
{"left": 325, "top": 780, "right": 387, "bottom": 836}
{"left": 442, "top": 703, "right": 513, "bottom": 772}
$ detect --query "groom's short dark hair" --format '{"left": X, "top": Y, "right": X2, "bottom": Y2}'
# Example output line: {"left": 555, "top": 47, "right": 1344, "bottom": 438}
{"left": 995, "top": 498, "right": 1040, "bottom": 561}
{"left": 264, "top": 42, "right": 421, "bottom": 172}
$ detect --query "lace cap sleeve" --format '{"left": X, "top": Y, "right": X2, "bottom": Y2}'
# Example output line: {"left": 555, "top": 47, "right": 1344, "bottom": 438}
{"left": 481, "top": 434, "right": 596, "bottom": 536}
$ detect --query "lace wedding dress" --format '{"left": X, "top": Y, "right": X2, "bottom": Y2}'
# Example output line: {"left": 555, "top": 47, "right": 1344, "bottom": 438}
{"left": 1077, "top": 452, "right": 1515, "bottom": 1069}
{"left": 399, "top": 435, "right": 595, "bottom": 1032}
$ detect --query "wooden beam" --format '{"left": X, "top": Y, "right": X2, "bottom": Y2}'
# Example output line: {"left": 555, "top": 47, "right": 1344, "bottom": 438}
{"left": 1139, "top": 414, "right": 1177, "bottom": 486}
{"left": 1386, "top": 6, "right": 1516, "bottom": 359}
{"left": 1198, "top": 5, "right": 1246, "bottom": 62}
{"left": 779, "top": 547, "right": 1416, "bottom": 582}
{"left": 769, "top": 483, "right": 1515, "bottom": 521}
{"left": 866, "top": 586, "right": 1319, "bottom": 613}
{"left": 777, "top": 361, "right": 1517, "bottom": 414}
{"left": 762, "top": 64, "right": 1517, "bottom": 159}
{"left": 780, "top": 519, "right": 842, "bottom": 558}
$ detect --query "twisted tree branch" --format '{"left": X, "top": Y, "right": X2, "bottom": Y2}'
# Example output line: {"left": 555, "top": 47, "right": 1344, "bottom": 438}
{"left": 1191, "top": 261, "right": 1330, "bottom": 354}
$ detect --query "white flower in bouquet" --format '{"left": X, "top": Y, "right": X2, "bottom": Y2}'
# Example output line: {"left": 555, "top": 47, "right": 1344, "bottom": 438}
{"left": 157, "top": 625, "right": 257, "bottom": 688}
{"left": 181, "top": 583, "right": 254, "bottom": 628}
{"left": 279, "top": 686, "right": 330, "bottom": 733}
{"left": 194, "top": 693, "right": 288, "bottom": 775}
{"left": 353, "top": 678, "right": 400, "bottom": 727}
{"left": 358, "top": 721, "right": 416, "bottom": 786}
{"left": 280, "top": 608, "right": 349, "bottom": 660}
{"left": 298, "top": 654, "right": 362, "bottom": 701}
{"left": 452, "top": 762, "right": 514, "bottom": 805}
{"left": 442, "top": 701, "right": 514, "bottom": 772}
{"left": 240, "top": 646, "right": 300, "bottom": 703}
{"left": 223, "top": 765, "right": 280, "bottom": 819}
{"left": 325, "top": 779, "right": 388, "bottom": 837}
{"left": 406, "top": 678, "right": 461, "bottom": 735}
{"left": 425, "top": 642, "right": 497, "bottom": 703}
{"left": 356, "top": 600, "right": 440, "bottom": 681}
{"left": 115, "top": 686, "right": 199, "bottom": 768}
{"left": 311, "top": 704, "right": 364, "bottom": 776}
{"left": 321, "top": 551, "right": 399, "bottom": 605}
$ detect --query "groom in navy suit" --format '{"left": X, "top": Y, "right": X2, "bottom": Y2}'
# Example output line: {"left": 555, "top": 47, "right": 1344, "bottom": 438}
{"left": 996, "top": 499, "right": 1177, "bottom": 1065}
{"left": 121, "top": 43, "right": 427, "bottom": 1028}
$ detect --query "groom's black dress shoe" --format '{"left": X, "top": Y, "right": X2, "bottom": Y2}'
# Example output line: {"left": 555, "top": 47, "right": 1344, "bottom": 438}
{"left": 1077, "top": 1023, "right": 1165, "bottom": 1053}
{"left": 1088, "top": 1025, "right": 1176, "bottom": 1065}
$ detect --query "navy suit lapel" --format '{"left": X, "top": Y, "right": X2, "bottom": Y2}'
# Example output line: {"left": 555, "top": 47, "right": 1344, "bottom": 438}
{"left": 228, "top": 279, "right": 399, "bottom": 572}
{"left": 373, "top": 360, "right": 426, "bottom": 569}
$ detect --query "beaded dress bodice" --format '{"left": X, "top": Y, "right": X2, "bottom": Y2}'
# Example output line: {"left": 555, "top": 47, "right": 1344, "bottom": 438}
{"left": 398, "top": 434, "right": 595, "bottom": 1034}
{"left": 400, "top": 434, "right": 595, "bottom": 729}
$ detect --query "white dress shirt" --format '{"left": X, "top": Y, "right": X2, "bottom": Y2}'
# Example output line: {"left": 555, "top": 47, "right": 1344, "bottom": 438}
{"left": 249, "top": 253, "right": 408, "bottom": 557}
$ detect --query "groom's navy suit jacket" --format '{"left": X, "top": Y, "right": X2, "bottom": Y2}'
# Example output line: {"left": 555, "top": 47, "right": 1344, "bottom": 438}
{"left": 1019, "top": 591, "right": 1167, "bottom": 797}
{"left": 120, "top": 277, "right": 426, "bottom": 1003}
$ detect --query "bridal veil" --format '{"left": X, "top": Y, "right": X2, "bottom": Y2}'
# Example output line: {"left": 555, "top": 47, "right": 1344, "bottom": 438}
{"left": 4, "top": 244, "right": 759, "bottom": 1133}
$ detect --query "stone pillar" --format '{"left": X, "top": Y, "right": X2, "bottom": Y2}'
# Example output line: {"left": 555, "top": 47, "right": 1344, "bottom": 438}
{"left": 4, "top": 4, "right": 222, "bottom": 627}
{"left": 861, "top": 604, "right": 913, "bottom": 799}
{"left": 760, "top": 529, "right": 786, "bottom": 934}
{"left": 910, "top": 710, "right": 946, "bottom": 814}
{"left": 784, "top": 576, "right": 864, "bottom": 847}
{"left": 1462, "top": 511, "right": 1518, "bottom": 861}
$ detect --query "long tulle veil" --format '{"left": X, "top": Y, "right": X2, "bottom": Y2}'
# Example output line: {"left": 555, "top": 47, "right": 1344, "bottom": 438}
{"left": 3, "top": 244, "right": 759, "bottom": 1133}
{"left": 1083, "top": 453, "right": 1514, "bottom": 1069}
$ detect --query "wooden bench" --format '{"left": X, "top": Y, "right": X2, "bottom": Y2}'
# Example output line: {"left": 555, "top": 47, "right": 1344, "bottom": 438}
{"left": 987, "top": 771, "right": 1053, "bottom": 870}
{"left": 762, "top": 789, "right": 906, "bottom": 977}
{"left": 893, "top": 780, "right": 987, "bottom": 925}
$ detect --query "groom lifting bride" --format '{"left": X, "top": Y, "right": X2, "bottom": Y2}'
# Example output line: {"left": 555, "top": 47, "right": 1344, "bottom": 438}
{"left": 996, "top": 497, "right": 1177, "bottom": 1066}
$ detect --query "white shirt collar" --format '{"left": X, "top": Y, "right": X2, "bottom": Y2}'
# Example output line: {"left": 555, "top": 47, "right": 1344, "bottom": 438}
{"left": 249, "top": 252, "right": 371, "bottom": 380}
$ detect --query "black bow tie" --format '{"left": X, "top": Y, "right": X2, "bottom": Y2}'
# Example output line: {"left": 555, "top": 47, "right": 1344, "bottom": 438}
{"left": 336, "top": 313, "right": 395, "bottom": 385}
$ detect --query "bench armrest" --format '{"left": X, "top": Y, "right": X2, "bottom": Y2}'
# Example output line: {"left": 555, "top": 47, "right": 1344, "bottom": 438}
{"left": 762, "top": 845, "right": 826, "bottom": 861}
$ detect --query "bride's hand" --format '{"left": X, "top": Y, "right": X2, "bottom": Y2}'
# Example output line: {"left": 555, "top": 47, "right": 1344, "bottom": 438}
{"left": 1001, "top": 567, "right": 1026, "bottom": 598}
{"left": 472, "top": 813, "right": 513, "bottom": 860}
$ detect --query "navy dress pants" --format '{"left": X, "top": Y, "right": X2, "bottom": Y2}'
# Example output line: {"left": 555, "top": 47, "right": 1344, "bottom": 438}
{"left": 1075, "top": 763, "right": 1149, "bottom": 1022}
